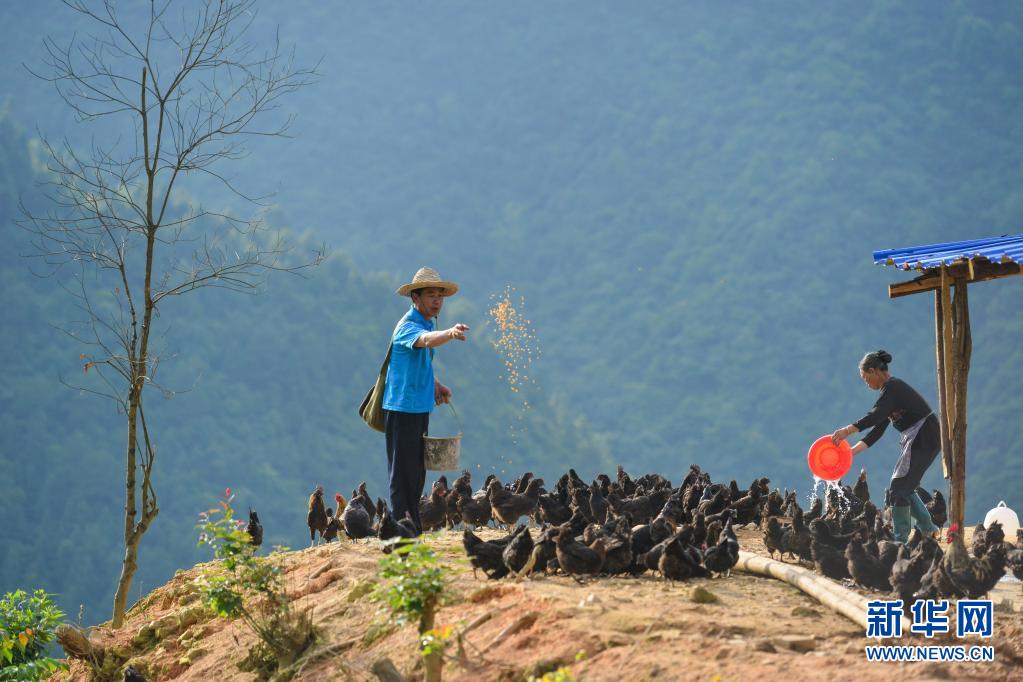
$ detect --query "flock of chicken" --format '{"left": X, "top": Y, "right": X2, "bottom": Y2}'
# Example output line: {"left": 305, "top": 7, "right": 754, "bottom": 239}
{"left": 763, "top": 470, "right": 1023, "bottom": 601}
{"left": 294, "top": 466, "right": 1023, "bottom": 600}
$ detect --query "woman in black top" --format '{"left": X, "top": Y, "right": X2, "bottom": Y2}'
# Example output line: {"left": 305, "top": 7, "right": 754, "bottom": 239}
{"left": 831, "top": 350, "right": 941, "bottom": 542}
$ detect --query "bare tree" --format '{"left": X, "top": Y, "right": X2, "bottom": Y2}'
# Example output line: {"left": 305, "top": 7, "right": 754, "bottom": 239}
{"left": 21, "top": 0, "right": 322, "bottom": 628}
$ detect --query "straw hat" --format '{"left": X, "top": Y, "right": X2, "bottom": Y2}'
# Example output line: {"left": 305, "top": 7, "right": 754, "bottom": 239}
{"left": 396, "top": 267, "right": 459, "bottom": 297}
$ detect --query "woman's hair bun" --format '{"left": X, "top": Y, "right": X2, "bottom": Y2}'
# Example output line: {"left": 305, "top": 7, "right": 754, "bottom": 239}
{"left": 877, "top": 350, "right": 892, "bottom": 365}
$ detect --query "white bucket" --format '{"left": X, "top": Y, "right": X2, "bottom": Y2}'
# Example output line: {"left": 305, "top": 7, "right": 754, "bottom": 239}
{"left": 424, "top": 433, "right": 461, "bottom": 471}
{"left": 983, "top": 501, "right": 1020, "bottom": 544}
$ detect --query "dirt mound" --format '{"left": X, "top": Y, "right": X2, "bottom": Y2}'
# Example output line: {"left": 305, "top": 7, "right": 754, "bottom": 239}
{"left": 57, "top": 527, "right": 1023, "bottom": 681}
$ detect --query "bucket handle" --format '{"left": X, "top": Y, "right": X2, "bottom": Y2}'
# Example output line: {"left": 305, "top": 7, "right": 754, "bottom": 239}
{"left": 446, "top": 401, "right": 464, "bottom": 434}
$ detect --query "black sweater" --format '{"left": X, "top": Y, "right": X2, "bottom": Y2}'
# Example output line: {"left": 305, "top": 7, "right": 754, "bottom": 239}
{"left": 852, "top": 377, "right": 934, "bottom": 448}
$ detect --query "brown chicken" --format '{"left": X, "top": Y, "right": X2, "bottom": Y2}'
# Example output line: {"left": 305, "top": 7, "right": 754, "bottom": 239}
{"left": 490, "top": 478, "right": 544, "bottom": 527}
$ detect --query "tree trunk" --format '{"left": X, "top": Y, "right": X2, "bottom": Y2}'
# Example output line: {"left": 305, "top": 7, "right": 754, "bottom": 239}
{"left": 111, "top": 224, "right": 158, "bottom": 628}
{"left": 420, "top": 598, "right": 442, "bottom": 682}
{"left": 112, "top": 388, "right": 143, "bottom": 628}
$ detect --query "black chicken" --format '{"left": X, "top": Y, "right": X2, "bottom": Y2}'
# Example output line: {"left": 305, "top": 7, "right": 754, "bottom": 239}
{"left": 377, "top": 506, "right": 416, "bottom": 542}
{"left": 630, "top": 515, "right": 674, "bottom": 563}
{"left": 944, "top": 525, "right": 1008, "bottom": 598}
{"left": 852, "top": 469, "right": 870, "bottom": 505}
{"left": 463, "top": 528, "right": 511, "bottom": 579}
{"left": 555, "top": 526, "right": 606, "bottom": 578}
{"left": 600, "top": 520, "right": 635, "bottom": 575}
{"left": 419, "top": 482, "right": 448, "bottom": 532}
{"left": 356, "top": 482, "right": 376, "bottom": 526}
{"left": 915, "top": 487, "right": 947, "bottom": 528}
{"left": 704, "top": 518, "right": 740, "bottom": 577}
{"left": 537, "top": 491, "right": 572, "bottom": 526}
{"left": 616, "top": 464, "right": 637, "bottom": 497}
{"left": 341, "top": 493, "right": 372, "bottom": 541}
{"left": 729, "top": 486, "right": 762, "bottom": 526}
{"left": 457, "top": 490, "right": 493, "bottom": 528}
{"left": 307, "top": 486, "right": 329, "bottom": 545}
{"left": 890, "top": 533, "right": 940, "bottom": 605}
{"left": 1005, "top": 545, "right": 1023, "bottom": 583}
{"left": 589, "top": 483, "right": 609, "bottom": 525}
{"left": 845, "top": 534, "right": 892, "bottom": 591}
{"left": 810, "top": 526, "right": 851, "bottom": 581}
{"left": 246, "top": 508, "right": 263, "bottom": 548}
{"left": 123, "top": 666, "right": 148, "bottom": 682}
{"left": 501, "top": 524, "right": 535, "bottom": 575}
{"left": 659, "top": 532, "right": 708, "bottom": 581}
{"left": 804, "top": 497, "right": 823, "bottom": 523}
{"left": 972, "top": 521, "right": 1004, "bottom": 559}
{"left": 762, "top": 517, "right": 786, "bottom": 561}
{"left": 322, "top": 509, "right": 340, "bottom": 542}
{"left": 781, "top": 507, "right": 812, "bottom": 563}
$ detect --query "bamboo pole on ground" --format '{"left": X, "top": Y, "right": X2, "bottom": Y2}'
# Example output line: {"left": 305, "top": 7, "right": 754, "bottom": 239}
{"left": 733, "top": 551, "right": 912, "bottom": 633}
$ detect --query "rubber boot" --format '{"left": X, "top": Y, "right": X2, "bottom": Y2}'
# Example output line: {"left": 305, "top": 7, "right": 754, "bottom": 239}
{"left": 891, "top": 504, "right": 913, "bottom": 543}
{"left": 908, "top": 492, "right": 940, "bottom": 534}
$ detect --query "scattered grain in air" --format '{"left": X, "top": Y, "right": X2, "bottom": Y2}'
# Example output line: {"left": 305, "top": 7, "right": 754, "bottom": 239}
{"left": 487, "top": 286, "right": 540, "bottom": 394}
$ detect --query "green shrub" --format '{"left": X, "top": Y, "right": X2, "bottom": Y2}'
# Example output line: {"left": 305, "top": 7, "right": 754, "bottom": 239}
{"left": 375, "top": 540, "right": 450, "bottom": 681}
{"left": 197, "top": 489, "right": 316, "bottom": 679}
{"left": 375, "top": 541, "right": 448, "bottom": 630}
{"left": 0, "top": 589, "right": 68, "bottom": 681}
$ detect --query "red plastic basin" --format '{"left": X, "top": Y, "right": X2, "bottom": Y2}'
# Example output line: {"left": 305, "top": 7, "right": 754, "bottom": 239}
{"left": 807, "top": 435, "right": 853, "bottom": 481}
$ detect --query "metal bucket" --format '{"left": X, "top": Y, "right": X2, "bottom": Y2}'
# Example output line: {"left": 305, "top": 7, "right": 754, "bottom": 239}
{"left": 423, "top": 433, "right": 461, "bottom": 471}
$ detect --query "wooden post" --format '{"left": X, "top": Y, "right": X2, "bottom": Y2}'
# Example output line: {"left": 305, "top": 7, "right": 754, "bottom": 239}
{"left": 940, "top": 266, "right": 958, "bottom": 527}
{"left": 934, "top": 291, "right": 952, "bottom": 480}
{"left": 949, "top": 279, "right": 971, "bottom": 530}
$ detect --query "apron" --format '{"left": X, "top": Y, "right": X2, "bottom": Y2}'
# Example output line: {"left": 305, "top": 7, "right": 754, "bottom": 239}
{"left": 891, "top": 412, "right": 934, "bottom": 481}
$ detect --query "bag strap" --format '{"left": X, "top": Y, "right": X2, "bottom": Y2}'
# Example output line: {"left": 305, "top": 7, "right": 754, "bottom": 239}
{"left": 378, "top": 343, "right": 392, "bottom": 376}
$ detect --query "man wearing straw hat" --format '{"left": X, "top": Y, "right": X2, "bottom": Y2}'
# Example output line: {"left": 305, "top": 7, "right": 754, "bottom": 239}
{"left": 383, "top": 267, "right": 469, "bottom": 535}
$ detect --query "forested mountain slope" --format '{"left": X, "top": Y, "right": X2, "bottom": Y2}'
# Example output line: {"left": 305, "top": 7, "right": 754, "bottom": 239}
{"left": 1, "top": 0, "right": 1021, "bottom": 623}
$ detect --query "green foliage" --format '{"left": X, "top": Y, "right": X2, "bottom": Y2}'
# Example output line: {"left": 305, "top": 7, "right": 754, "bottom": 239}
{"left": 0, "top": 589, "right": 68, "bottom": 681}
{"left": 418, "top": 625, "right": 452, "bottom": 658}
{"left": 528, "top": 667, "right": 576, "bottom": 682}
{"left": 374, "top": 540, "right": 448, "bottom": 631}
{"left": 196, "top": 491, "right": 315, "bottom": 678}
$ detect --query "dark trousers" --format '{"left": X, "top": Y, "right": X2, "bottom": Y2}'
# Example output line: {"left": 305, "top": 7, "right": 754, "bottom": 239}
{"left": 887, "top": 415, "right": 941, "bottom": 508}
{"left": 384, "top": 409, "right": 429, "bottom": 533}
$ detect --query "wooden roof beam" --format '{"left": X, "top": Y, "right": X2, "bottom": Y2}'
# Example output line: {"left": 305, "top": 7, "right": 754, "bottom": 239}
{"left": 889, "top": 260, "right": 1022, "bottom": 298}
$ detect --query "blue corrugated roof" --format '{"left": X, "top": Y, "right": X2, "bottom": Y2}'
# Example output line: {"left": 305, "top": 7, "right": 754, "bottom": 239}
{"left": 873, "top": 233, "right": 1023, "bottom": 271}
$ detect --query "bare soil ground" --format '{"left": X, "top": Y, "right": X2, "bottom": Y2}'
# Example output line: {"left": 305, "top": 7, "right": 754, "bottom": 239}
{"left": 60, "top": 526, "right": 1023, "bottom": 682}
